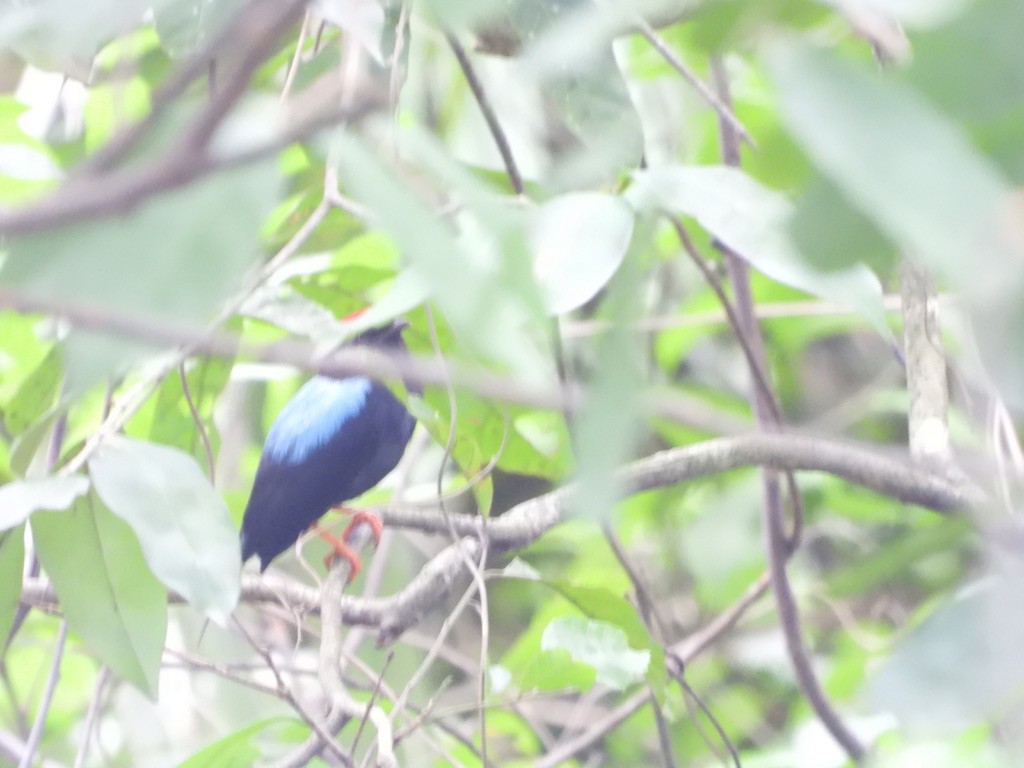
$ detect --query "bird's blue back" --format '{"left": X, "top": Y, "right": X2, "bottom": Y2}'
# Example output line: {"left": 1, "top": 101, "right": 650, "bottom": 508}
{"left": 241, "top": 370, "right": 415, "bottom": 570}
{"left": 262, "top": 377, "right": 373, "bottom": 466}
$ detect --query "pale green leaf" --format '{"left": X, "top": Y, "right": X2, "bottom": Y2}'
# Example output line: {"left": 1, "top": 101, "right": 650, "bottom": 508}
{"left": 628, "top": 165, "right": 892, "bottom": 340}
{"left": 3, "top": 161, "right": 279, "bottom": 389}
{"left": 766, "top": 41, "right": 1012, "bottom": 299}
{"left": 0, "top": 525, "right": 24, "bottom": 646}
{"left": 0, "top": 475, "right": 89, "bottom": 530}
{"left": 31, "top": 493, "right": 167, "bottom": 697}
{"left": 154, "top": 0, "right": 243, "bottom": 58}
{"left": 541, "top": 615, "right": 650, "bottom": 691}
{"left": 530, "top": 193, "right": 634, "bottom": 315}
{"left": 89, "top": 436, "right": 241, "bottom": 623}
{"left": 176, "top": 718, "right": 293, "bottom": 768}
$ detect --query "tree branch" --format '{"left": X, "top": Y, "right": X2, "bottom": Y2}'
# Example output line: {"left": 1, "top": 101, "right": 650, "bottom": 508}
{"left": 20, "top": 434, "right": 983, "bottom": 642}
{"left": 0, "top": 287, "right": 735, "bottom": 436}
{"left": 710, "top": 56, "right": 865, "bottom": 762}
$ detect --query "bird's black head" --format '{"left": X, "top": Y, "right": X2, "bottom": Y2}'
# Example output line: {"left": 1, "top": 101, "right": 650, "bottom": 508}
{"left": 348, "top": 319, "right": 409, "bottom": 349}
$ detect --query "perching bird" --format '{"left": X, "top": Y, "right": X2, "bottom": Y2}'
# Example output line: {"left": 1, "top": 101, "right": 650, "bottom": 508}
{"left": 240, "top": 318, "right": 415, "bottom": 575}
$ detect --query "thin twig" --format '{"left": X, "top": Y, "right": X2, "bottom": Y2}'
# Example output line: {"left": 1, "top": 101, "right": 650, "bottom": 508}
{"left": 651, "top": 695, "right": 680, "bottom": 768}
{"left": 179, "top": 361, "right": 216, "bottom": 483}
{"left": 0, "top": 285, "right": 741, "bottom": 436}
{"left": 280, "top": 12, "right": 311, "bottom": 102}
{"left": 709, "top": 56, "right": 864, "bottom": 762}
{"left": 233, "top": 617, "right": 352, "bottom": 764}
{"left": 72, "top": 667, "right": 109, "bottom": 768}
{"left": 633, "top": 19, "right": 752, "bottom": 148}
{"left": 18, "top": 620, "right": 67, "bottom": 768}
{"left": 670, "top": 218, "right": 805, "bottom": 546}
{"left": 425, "top": 306, "right": 492, "bottom": 765}
{"left": 351, "top": 651, "right": 394, "bottom": 760}
{"left": 80, "top": 0, "right": 286, "bottom": 175}
{"left": 446, "top": 31, "right": 524, "bottom": 195}
{"left": 389, "top": 567, "right": 484, "bottom": 728}
{"left": 676, "top": 674, "right": 741, "bottom": 768}
{"left": 1, "top": 88, "right": 380, "bottom": 237}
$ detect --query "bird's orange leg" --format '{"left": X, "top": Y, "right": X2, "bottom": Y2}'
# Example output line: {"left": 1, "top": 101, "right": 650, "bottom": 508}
{"left": 315, "top": 508, "right": 384, "bottom": 582}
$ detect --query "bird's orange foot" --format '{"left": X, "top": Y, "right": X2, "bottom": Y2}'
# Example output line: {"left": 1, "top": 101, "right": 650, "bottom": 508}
{"left": 318, "top": 509, "right": 383, "bottom": 582}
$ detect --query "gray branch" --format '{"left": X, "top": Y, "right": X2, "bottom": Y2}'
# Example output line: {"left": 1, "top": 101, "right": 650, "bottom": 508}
{"left": 20, "top": 432, "right": 985, "bottom": 646}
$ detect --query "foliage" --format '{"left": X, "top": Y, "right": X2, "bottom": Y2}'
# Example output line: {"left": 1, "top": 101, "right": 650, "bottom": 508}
{"left": 0, "top": 0, "right": 1020, "bottom": 765}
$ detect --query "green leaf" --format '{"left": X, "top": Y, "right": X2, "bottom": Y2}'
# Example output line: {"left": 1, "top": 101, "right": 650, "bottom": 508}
{"left": 569, "top": 258, "right": 646, "bottom": 525}
{"left": 903, "top": 0, "right": 1024, "bottom": 123}
{"left": 519, "top": 645, "right": 596, "bottom": 693}
{"left": 0, "top": 475, "right": 89, "bottom": 530}
{"left": 8, "top": 408, "right": 59, "bottom": 478}
{"left": 541, "top": 616, "right": 650, "bottom": 691}
{"left": 3, "top": 160, "right": 279, "bottom": 388}
{"left": 332, "top": 131, "right": 548, "bottom": 377}
{"left": 0, "top": 312, "right": 53, "bottom": 410}
{"left": 868, "top": 578, "right": 1024, "bottom": 732}
{"left": 176, "top": 718, "right": 293, "bottom": 768}
{"left": 3, "top": 347, "right": 62, "bottom": 436}
{"left": 516, "top": 0, "right": 644, "bottom": 185}
{"left": 88, "top": 436, "right": 240, "bottom": 622}
{"left": 0, "top": 525, "right": 24, "bottom": 646}
{"left": 530, "top": 193, "right": 634, "bottom": 315}
{"left": 31, "top": 492, "right": 167, "bottom": 697}
{"left": 628, "top": 165, "right": 892, "bottom": 340}
{"left": 0, "top": 97, "right": 61, "bottom": 203}
{"left": 765, "top": 41, "right": 1011, "bottom": 298}
{"left": 789, "top": 175, "right": 896, "bottom": 274}
{"left": 125, "top": 356, "right": 231, "bottom": 463}
{"left": 548, "top": 579, "right": 666, "bottom": 697}
{"left": 154, "top": 0, "right": 243, "bottom": 58}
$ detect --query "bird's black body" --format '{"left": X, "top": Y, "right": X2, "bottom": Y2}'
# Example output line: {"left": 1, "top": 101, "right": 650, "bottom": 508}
{"left": 240, "top": 321, "right": 415, "bottom": 571}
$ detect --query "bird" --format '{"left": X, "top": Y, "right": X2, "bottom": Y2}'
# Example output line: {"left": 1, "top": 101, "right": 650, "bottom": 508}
{"left": 240, "top": 317, "right": 416, "bottom": 577}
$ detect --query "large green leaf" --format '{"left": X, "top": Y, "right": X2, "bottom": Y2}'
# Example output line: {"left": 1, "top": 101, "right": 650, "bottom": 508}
{"left": 868, "top": 578, "right": 1024, "bottom": 732}
{"left": 766, "top": 41, "right": 1011, "bottom": 296}
{"left": 767, "top": 40, "right": 1024, "bottom": 399}
{"left": 332, "top": 131, "right": 549, "bottom": 377}
{"left": 569, "top": 258, "right": 646, "bottom": 526}
{"left": 0, "top": 525, "right": 24, "bottom": 646}
{"left": 31, "top": 492, "right": 167, "bottom": 697}
{"left": 0, "top": 475, "right": 89, "bottom": 530}
{"left": 88, "top": 436, "right": 240, "bottom": 622}
{"left": 530, "top": 192, "right": 634, "bottom": 315}
{"left": 628, "top": 165, "right": 892, "bottom": 340}
{"left": 0, "top": 0, "right": 171, "bottom": 69}
{"left": 2, "top": 160, "right": 279, "bottom": 388}
{"left": 500, "top": 599, "right": 598, "bottom": 693}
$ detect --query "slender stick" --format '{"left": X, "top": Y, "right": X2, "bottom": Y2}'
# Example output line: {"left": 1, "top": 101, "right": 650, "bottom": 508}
{"left": 710, "top": 56, "right": 865, "bottom": 762}
{"left": 18, "top": 620, "right": 67, "bottom": 768}
{"left": 446, "top": 31, "right": 524, "bottom": 195}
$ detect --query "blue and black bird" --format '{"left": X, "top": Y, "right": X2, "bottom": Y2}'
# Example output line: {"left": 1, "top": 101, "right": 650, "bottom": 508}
{"left": 240, "top": 318, "right": 415, "bottom": 575}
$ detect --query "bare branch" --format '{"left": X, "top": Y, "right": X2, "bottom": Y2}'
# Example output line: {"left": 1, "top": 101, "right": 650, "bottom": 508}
{"left": 900, "top": 258, "right": 951, "bottom": 464}
{"left": 18, "top": 620, "right": 67, "bottom": 768}
{"left": 710, "top": 56, "right": 865, "bottom": 762}
{"left": 0, "top": 287, "right": 731, "bottom": 435}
